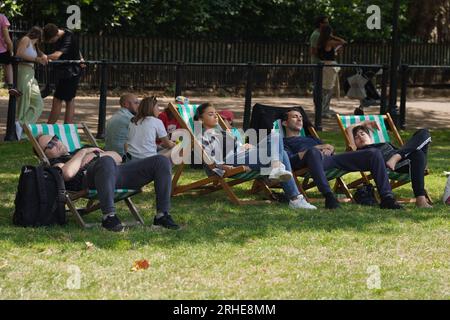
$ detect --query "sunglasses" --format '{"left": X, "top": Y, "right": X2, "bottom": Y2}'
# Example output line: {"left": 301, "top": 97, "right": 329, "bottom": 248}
{"left": 43, "top": 135, "right": 59, "bottom": 152}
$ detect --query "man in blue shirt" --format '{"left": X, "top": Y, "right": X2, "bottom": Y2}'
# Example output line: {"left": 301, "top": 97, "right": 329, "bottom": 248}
{"left": 281, "top": 108, "right": 402, "bottom": 210}
{"left": 105, "top": 93, "right": 139, "bottom": 157}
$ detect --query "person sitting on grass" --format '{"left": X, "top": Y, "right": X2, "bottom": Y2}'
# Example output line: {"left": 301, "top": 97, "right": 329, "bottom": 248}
{"left": 281, "top": 108, "right": 403, "bottom": 210}
{"left": 126, "top": 96, "right": 176, "bottom": 161}
{"left": 195, "top": 102, "right": 317, "bottom": 210}
{"left": 35, "top": 134, "right": 180, "bottom": 231}
{"left": 345, "top": 121, "right": 432, "bottom": 208}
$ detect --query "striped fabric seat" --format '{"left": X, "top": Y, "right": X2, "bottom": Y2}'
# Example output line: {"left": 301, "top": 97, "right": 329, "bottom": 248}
{"left": 337, "top": 115, "right": 410, "bottom": 181}
{"left": 87, "top": 189, "right": 141, "bottom": 201}
{"left": 27, "top": 123, "right": 140, "bottom": 196}
{"left": 338, "top": 115, "right": 390, "bottom": 143}
{"left": 177, "top": 104, "right": 261, "bottom": 181}
{"left": 28, "top": 123, "right": 82, "bottom": 152}
{"left": 176, "top": 103, "right": 199, "bottom": 132}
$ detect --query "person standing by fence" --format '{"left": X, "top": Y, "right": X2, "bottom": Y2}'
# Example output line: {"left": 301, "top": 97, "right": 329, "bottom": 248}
{"left": 43, "top": 23, "right": 84, "bottom": 124}
{"left": 0, "top": 9, "right": 20, "bottom": 96}
{"left": 317, "top": 25, "right": 346, "bottom": 118}
{"left": 14, "top": 26, "right": 48, "bottom": 138}
{"left": 310, "top": 15, "right": 329, "bottom": 111}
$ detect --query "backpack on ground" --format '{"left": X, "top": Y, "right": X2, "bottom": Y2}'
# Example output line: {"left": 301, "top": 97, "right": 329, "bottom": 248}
{"left": 13, "top": 165, "right": 67, "bottom": 227}
{"left": 353, "top": 183, "right": 377, "bottom": 206}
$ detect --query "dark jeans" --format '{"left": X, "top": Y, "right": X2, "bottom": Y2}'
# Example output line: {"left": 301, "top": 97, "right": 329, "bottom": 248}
{"left": 394, "top": 129, "right": 431, "bottom": 197}
{"left": 294, "top": 148, "right": 393, "bottom": 198}
{"left": 85, "top": 155, "right": 172, "bottom": 215}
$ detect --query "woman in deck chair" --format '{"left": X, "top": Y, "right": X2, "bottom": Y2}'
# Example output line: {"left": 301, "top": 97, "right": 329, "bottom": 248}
{"left": 35, "top": 134, "right": 179, "bottom": 231}
{"left": 346, "top": 122, "right": 432, "bottom": 208}
{"left": 126, "top": 96, "right": 176, "bottom": 161}
{"left": 195, "top": 103, "right": 317, "bottom": 210}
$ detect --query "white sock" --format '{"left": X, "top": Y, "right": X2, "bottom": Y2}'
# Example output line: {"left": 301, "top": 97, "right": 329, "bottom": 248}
{"left": 102, "top": 212, "right": 115, "bottom": 221}
{"left": 155, "top": 212, "right": 165, "bottom": 219}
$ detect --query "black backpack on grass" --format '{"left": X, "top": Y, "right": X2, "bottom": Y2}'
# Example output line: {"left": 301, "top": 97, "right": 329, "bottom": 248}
{"left": 13, "top": 165, "right": 67, "bottom": 227}
{"left": 353, "top": 183, "right": 377, "bottom": 206}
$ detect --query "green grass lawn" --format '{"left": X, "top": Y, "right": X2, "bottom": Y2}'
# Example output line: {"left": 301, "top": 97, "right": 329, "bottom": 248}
{"left": 0, "top": 130, "right": 449, "bottom": 299}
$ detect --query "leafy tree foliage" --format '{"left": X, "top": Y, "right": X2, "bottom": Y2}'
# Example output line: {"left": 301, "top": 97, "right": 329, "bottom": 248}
{"left": 1, "top": 0, "right": 447, "bottom": 42}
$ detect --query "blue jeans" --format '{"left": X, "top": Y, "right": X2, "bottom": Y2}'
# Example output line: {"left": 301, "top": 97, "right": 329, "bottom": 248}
{"left": 225, "top": 133, "right": 300, "bottom": 199}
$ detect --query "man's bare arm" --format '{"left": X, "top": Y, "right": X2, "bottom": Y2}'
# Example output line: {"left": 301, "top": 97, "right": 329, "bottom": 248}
{"left": 47, "top": 51, "right": 63, "bottom": 60}
{"left": 56, "top": 149, "right": 88, "bottom": 181}
{"left": 2, "top": 26, "right": 13, "bottom": 53}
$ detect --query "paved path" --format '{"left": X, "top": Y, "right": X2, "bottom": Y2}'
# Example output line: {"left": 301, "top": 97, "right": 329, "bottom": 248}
{"left": 1, "top": 95, "right": 449, "bottom": 140}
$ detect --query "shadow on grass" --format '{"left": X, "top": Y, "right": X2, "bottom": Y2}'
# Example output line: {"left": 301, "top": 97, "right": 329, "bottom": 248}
{"left": 0, "top": 134, "right": 449, "bottom": 250}
{"left": 0, "top": 186, "right": 448, "bottom": 250}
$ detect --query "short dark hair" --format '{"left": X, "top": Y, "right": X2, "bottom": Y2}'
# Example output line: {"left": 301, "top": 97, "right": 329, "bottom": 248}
{"left": 314, "top": 15, "right": 328, "bottom": 28}
{"left": 43, "top": 23, "right": 59, "bottom": 42}
{"left": 352, "top": 125, "right": 371, "bottom": 138}
{"left": 281, "top": 107, "right": 304, "bottom": 122}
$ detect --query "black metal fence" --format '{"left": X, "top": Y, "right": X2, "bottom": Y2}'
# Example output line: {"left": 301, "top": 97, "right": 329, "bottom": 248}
{"left": 5, "top": 58, "right": 450, "bottom": 142}
{"left": 8, "top": 22, "right": 450, "bottom": 91}
{"left": 39, "top": 38, "right": 450, "bottom": 91}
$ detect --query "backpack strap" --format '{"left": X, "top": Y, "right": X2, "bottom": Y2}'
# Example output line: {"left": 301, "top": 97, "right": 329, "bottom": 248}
{"left": 34, "top": 166, "right": 49, "bottom": 225}
{"left": 46, "top": 167, "right": 67, "bottom": 224}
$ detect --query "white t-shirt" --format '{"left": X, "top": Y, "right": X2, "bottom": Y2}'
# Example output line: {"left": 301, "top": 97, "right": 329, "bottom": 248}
{"left": 127, "top": 117, "right": 168, "bottom": 159}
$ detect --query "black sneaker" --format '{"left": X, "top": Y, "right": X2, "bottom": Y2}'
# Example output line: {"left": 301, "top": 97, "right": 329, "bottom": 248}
{"left": 153, "top": 213, "right": 180, "bottom": 230}
{"left": 102, "top": 214, "right": 125, "bottom": 232}
{"left": 325, "top": 192, "right": 341, "bottom": 209}
{"left": 380, "top": 196, "right": 403, "bottom": 210}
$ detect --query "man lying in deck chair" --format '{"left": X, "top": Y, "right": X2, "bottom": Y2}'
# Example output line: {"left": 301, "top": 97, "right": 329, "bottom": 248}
{"left": 281, "top": 108, "right": 402, "bottom": 210}
{"left": 346, "top": 122, "right": 432, "bottom": 208}
{"left": 35, "top": 134, "right": 179, "bottom": 231}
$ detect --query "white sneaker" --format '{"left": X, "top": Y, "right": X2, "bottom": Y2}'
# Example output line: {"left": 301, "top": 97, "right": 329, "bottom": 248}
{"left": 268, "top": 165, "right": 293, "bottom": 182}
{"left": 443, "top": 175, "right": 450, "bottom": 205}
{"left": 289, "top": 195, "right": 317, "bottom": 210}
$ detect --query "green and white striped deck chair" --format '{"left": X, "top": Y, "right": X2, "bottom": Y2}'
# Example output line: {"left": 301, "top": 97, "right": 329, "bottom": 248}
{"left": 336, "top": 113, "right": 431, "bottom": 203}
{"left": 23, "top": 123, "right": 144, "bottom": 228}
{"left": 168, "top": 102, "right": 273, "bottom": 205}
{"left": 272, "top": 119, "right": 352, "bottom": 202}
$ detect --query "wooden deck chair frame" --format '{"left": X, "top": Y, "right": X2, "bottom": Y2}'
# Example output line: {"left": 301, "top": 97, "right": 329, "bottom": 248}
{"left": 167, "top": 102, "right": 273, "bottom": 205}
{"left": 252, "top": 119, "right": 354, "bottom": 203}
{"left": 335, "top": 113, "right": 432, "bottom": 204}
{"left": 23, "top": 122, "right": 145, "bottom": 228}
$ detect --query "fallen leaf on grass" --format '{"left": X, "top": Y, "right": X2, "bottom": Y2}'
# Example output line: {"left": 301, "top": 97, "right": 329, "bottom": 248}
{"left": 85, "top": 242, "right": 95, "bottom": 250}
{"left": 131, "top": 259, "right": 150, "bottom": 271}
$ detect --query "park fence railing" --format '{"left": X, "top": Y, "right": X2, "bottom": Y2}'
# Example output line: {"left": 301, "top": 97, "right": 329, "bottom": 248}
{"left": 8, "top": 23, "right": 450, "bottom": 89}
{"left": 3, "top": 59, "right": 449, "bottom": 141}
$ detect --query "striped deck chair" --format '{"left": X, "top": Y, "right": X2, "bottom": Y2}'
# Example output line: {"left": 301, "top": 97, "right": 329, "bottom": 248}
{"left": 167, "top": 102, "right": 274, "bottom": 205}
{"left": 271, "top": 119, "right": 352, "bottom": 202}
{"left": 23, "top": 123, "right": 144, "bottom": 228}
{"left": 336, "top": 113, "right": 431, "bottom": 203}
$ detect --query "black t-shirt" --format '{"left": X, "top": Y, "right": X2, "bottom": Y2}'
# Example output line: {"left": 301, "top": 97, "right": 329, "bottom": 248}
{"left": 52, "top": 29, "right": 82, "bottom": 78}
{"left": 283, "top": 136, "right": 323, "bottom": 169}
{"left": 361, "top": 143, "right": 409, "bottom": 171}
{"left": 318, "top": 47, "right": 336, "bottom": 61}
{"left": 49, "top": 148, "right": 98, "bottom": 191}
